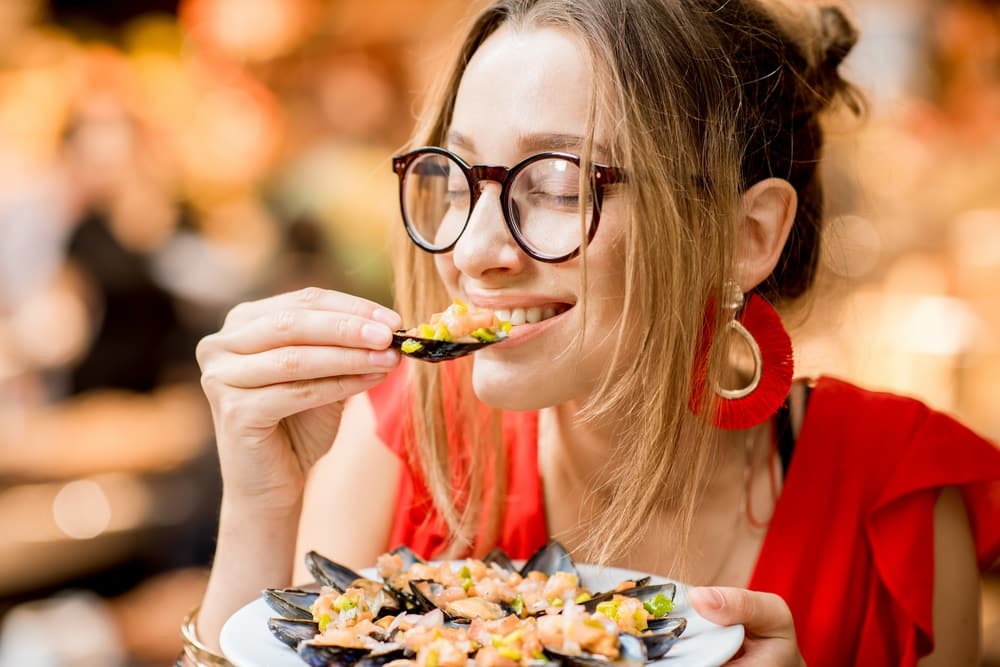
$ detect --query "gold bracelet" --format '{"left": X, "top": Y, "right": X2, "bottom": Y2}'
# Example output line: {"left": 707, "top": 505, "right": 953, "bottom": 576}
{"left": 180, "top": 606, "right": 235, "bottom": 667}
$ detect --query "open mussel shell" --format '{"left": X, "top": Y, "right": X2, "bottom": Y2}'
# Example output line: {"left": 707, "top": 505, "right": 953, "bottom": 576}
{"left": 640, "top": 617, "right": 687, "bottom": 660}
{"left": 483, "top": 547, "right": 517, "bottom": 573}
{"left": 305, "top": 551, "right": 367, "bottom": 592}
{"left": 408, "top": 579, "right": 510, "bottom": 622}
{"left": 268, "top": 617, "right": 319, "bottom": 649}
{"left": 380, "top": 546, "right": 430, "bottom": 612}
{"left": 391, "top": 332, "right": 499, "bottom": 362}
{"left": 544, "top": 633, "right": 647, "bottom": 667}
{"left": 387, "top": 545, "right": 425, "bottom": 569}
{"left": 298, "top": 640, "right": 404, "bottom": 667}
{"left": 582, "top": 583, "right": 678, "bottom": 615}
{"left": 263, "top": 588, "right": 318, "bottom": 621}
{"left": 304, "top": 551, "right": 403, "bottom": 617}
{"left": 520, "top": 541, "right": 578, "bottom": 578}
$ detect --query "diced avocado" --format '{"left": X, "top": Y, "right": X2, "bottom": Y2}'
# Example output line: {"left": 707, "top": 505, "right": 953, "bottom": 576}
{"left": 470, "top": 327, "right": 499, "bottom": 343}
{"left": 642, "top": 593, "right": 674, "bottom": 618}
{"left": 433, "top": 322, "right": 452, "bottom": 341}
{"left": 401, "top": 339, "right": 424, "bottom": 354}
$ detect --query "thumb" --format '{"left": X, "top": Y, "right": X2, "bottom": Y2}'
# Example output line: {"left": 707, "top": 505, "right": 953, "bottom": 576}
{"left": 688, "top": 587, "right": 796, "bottom": 640}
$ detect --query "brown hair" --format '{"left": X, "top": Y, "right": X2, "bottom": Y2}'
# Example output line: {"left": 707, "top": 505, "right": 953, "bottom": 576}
{"left": 393, "top": 0, "right": 862, "bottom": 565}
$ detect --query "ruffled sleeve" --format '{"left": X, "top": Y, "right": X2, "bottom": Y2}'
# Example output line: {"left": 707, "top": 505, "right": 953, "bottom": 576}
{"left": 750, "top": 377, "right": 1000, "bottom": 667}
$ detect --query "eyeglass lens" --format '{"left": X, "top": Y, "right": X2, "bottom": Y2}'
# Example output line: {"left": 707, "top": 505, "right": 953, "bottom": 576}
{"left": 402, "top": 152, "right": 593, "bottom": 258}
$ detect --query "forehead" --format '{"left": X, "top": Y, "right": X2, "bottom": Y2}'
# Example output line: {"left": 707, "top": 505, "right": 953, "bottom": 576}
{"left": 449, "top": 25, "right": 601, "bottom": 161}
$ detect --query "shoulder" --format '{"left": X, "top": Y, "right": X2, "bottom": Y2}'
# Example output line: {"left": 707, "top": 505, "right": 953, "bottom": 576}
{"left": 806, "top": 375, "right": 994, "bottom": 456}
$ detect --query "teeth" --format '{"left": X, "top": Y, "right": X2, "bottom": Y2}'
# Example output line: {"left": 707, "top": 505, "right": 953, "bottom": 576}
{"left": 493, "top": 306, "right": 565, "bottom": 326}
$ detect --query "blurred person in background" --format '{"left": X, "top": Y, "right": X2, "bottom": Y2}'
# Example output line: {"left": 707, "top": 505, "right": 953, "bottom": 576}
{"left": 190, "top": 1, "right": 999, "bottom": 666}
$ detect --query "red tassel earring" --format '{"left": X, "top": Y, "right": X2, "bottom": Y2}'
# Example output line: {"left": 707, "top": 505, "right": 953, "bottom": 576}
{"left": 690, "top": 283, "right": 794, "bottom": 430}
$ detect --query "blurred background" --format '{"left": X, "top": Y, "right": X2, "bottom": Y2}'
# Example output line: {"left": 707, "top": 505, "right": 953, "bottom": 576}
{"left": 0, "top": 0, "right": 996, "bottom": 664}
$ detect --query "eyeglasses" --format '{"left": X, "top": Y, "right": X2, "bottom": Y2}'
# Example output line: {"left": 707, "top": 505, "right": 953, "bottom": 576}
{"left": 391, "top": 147, "right": 625, "bottom": 263}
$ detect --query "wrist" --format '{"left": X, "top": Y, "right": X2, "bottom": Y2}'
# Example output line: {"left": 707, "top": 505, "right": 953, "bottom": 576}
{"left": 219, "top": 487, "right": 304, "bottom": 524}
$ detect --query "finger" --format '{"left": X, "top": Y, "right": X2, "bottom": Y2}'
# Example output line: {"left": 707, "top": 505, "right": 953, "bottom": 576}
{"left": 223, "top": 287, "right": 400, "bottom": 330}
{"left": 210, "top": 346, "right": 400, "bottom": 388}
{"left": 688, "top": 587, "right": 796, "bottom": 640}
{"left": 218, "top": 310, "right": 396, "bottom": 355}
{"left": 219, "top": 373, "right": 389, "bottom": 427}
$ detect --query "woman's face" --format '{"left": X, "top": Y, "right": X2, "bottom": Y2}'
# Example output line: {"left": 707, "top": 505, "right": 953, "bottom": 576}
{"left": 436, "top": 25, "right": 628, "bottom": 410}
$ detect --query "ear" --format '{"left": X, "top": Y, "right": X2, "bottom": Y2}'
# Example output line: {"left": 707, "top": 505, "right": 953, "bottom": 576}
{"left": 735, "top": 178, "right": 798, "bottom": 292}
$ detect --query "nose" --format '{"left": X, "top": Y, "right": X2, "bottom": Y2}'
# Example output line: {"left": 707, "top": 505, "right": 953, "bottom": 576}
{"left": 451, "top": 181, "right": 527, "bottom": 278}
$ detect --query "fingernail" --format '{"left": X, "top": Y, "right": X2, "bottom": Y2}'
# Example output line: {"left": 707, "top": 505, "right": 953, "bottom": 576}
{"left": 369, "top": 349, "right": 399, "bottom": 368}
{"left": 362, "top": 322, "right": 392, "bottom": 345}
{"left": 694, "top": 587, "right": 725, "bottom": 610}
{"left": 372, "top": 307, "right": 401, "bottom": 329}
{"left": 359, "top": 373, "right": 387, "bottom": 382}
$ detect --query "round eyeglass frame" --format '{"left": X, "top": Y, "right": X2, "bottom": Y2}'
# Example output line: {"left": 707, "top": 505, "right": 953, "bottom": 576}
{"left": 391, "top": 146, "right": 626, "bottom": 263}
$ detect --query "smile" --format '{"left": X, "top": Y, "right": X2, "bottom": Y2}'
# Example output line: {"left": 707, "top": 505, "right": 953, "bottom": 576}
{"left": 493, "top": 304, "right": 572, "bottom": 326}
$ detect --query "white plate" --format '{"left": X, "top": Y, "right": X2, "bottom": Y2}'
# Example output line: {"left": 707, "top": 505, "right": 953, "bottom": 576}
{"left": 221, "top": 564, "right": 743, "bottom": 667}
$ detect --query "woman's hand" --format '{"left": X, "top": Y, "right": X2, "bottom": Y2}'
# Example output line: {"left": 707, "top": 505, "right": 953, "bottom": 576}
{"left": 196, "top": 287, "right": 401, "bottom": 513}
{"left": 689, "top": 587, "right": 805, "bottom": 666}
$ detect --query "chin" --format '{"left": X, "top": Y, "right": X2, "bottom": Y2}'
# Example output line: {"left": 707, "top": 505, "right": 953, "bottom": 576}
{"left": 470, "top": 355, "right": 567, "bottom": 411}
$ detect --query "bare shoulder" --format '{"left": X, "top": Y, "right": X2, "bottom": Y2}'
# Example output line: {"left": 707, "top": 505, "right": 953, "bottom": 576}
{"left": 293, "top": 392, "right": 402, "bottom": 583}
{"left": 918, "top": 487, "right": 981, "bottom": 666}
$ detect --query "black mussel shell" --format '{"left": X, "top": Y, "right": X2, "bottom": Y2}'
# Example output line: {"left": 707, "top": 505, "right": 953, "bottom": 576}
{"left": 391, "top": 332, "right": 499, "bottom": 362}
{"left": 297, "top": 641, "right": 373, "bottom": 667}
{"left": 268, "top": 617, "right": 319, "bottom": 649}
{"left": 408, "top": 580, "right": 510, "bottom": 622}
{"left": 582, "top": 583, "right": 678, "bottom": 615}
{"left": 387, "top": 545, "right": 426, "bottom": 569}
{"left": 263, "top": 588, "right": 318, "bottom": 621}
{"left": 381, "top": 546, "right": 429, "bottom": 612}
{"left": 544, "top": 633, "right": 647, "bottom": 667}
{"left": 520, "top": 541, "right": 578, "bottom": 578}
{"left": 483, "top": 547, "right": 517, "bottom": 573}
{"left": 640, "top": 617, "right": 687, "bottom": 660}
{"left": 305, "top": 551, "right": 367, "bottom": 592}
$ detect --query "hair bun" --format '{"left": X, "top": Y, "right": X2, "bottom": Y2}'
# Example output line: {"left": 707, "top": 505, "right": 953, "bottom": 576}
{"left": 816, "top": 5, "right": 858, "bottom": 72}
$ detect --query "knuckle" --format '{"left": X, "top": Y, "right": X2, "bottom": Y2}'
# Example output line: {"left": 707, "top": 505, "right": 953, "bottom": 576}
{"left": 277, "top": 348, "right": 300, "bottom": 375}
{"left": 733, "top": 590, "right": 756, "bottom": 620}
{"left": 297, "top": 286, "right": 324, "bottom": 306}
{"left": 290, "top": 380, "right": 317, "bottom": 402}
{"left": 195, "top": 335, "right": 214, "bottom": 367}
{"left": 224, "top": 302, "right": 249, "bottom": 328}
{"left": 334, "top": 315, "right": 354, "bottom": 340}
{"left": 272, "top": 309, "right": 296, "bottom": 334}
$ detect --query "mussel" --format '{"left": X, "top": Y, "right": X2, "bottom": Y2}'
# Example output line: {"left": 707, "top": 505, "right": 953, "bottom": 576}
{"left": 520, "top": 541, "right": 578, "bottom": 578}
{"left": 544, "top": 632, "right": 648, "bottom": 667}
{"left": 304, "top": 551, "right": 402, "bottom": 617}
{"left": 408, "top": 579, "right": 511, "bottom": 622}
{"left": 483, "top": 547, "right": 518, "bottom": 573}
{"left": 264, "top": 588, "right": 319, "bottom": 621}
{"left": 391, "top": 331, "right": 503, "bottom": 362}
{"left": 639, "top": 617, "right": 687, "bottom": 660}
{"left": 392, "top": 300, "right": 511, "bottom": 362}
{"left": 268, "top": 617, "right": 321, "bottom": 650}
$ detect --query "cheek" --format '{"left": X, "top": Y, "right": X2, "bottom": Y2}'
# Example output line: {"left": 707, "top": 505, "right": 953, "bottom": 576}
{"left": 434, "top": 254, "right": 459, "bottom": 293}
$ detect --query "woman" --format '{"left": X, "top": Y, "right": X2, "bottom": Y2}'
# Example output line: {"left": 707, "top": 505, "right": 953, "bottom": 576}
{"left": 187, "top": 1, "right": 1000, "bottom": 665}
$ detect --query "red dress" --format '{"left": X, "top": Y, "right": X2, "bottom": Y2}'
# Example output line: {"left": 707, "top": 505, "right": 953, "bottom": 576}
{"left": 367, "top": 365, "right": 1000, "bottom": 667}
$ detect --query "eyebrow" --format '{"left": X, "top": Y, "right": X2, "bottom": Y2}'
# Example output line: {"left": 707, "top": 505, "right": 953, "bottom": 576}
{"left": 446, "top": 130, "right": 610, "bottom": 162}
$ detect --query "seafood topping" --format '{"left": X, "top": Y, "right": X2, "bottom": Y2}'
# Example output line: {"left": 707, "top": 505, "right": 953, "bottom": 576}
{"left": 392, "top": 300, "right": 512, "bottom": 362}
{"left": 266, "top": 542, "right": 686, "bottom": 665}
